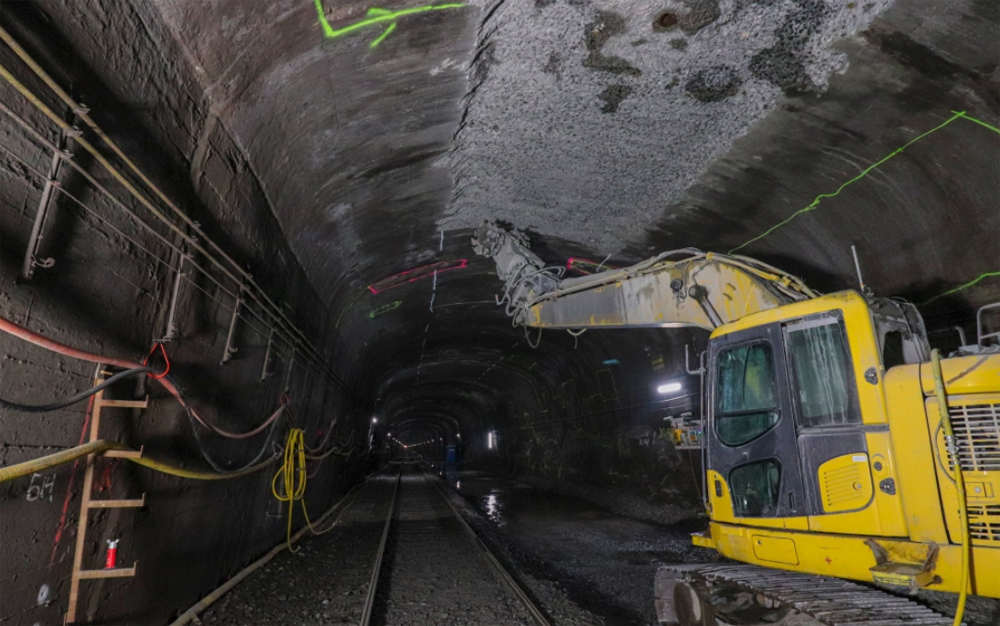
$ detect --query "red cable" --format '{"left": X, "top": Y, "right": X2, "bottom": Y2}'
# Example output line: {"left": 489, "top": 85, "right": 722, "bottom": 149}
{"left": 143, "top": 343, "right": 170, "bottom": 379}
{"left": 0, "top": 316, "right": 141, "bottom": 370}
{"left": 0, "top": 316, "right": 285, "bottom": 440}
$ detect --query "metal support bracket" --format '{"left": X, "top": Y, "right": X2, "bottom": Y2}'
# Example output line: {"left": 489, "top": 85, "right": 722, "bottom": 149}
{"left": 282, "top": 349, "right": 296, "bottom": 393}
{"left": 221, "top": 286, "right": 244, "bottom": 364}
{"left": 260, "top": 327, "right": 275, "bottom": 381}
{"left": 22, "top": 132, "right": 72, "bottom": 279}
{"left": 161, "top": 253, "right": 188, "bottom": 342}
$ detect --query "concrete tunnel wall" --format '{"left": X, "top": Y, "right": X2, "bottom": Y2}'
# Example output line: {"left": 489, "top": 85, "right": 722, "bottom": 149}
{"left": 0, "top": 2, "right": 708, "bottom": 621}
{"left": 0, "top": 2, "right": 370, "bottom": 623}
{"left": 0, "top": 0, "right": 998, "bottom": 624}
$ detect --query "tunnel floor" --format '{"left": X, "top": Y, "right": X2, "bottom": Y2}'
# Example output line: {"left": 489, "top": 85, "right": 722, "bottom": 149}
{"left": 444, "top": 470, "right": 720, "bottom": 625}
{"left": 191, "top": 463, "right": 1000, "bottom": 626}
{"left": 194, "top": 462, "right": 721, "bottom": 626}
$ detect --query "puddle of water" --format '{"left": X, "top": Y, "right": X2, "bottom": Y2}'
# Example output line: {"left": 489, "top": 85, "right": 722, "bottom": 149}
{"left": 480, "top": 490, "right": 505, "bottom": 526}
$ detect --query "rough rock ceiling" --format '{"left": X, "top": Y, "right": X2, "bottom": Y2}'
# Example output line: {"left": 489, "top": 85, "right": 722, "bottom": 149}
{"left": 440, "top": 0, "right": 894, "bottom": 250}
{"left": 149, "top": 0, "right": 998, "bottom": 437}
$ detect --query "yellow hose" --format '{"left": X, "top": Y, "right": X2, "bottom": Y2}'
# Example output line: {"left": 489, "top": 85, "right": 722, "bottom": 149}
{"left": 0, "top": 440, "right": 123, "bottom": 482}
{"left": 131, "top": 454, "right": 276, "bottom": 480}
{"left": 0, "top": 440, "right": 275, "bottom": 484}
{"left": 931, "top": 349, "right": 970, "bottom": 626}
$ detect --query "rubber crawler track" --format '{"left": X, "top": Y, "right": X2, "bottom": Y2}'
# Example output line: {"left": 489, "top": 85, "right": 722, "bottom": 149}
{"left": 658, "top": 563, "right": 953, "bottom": 625}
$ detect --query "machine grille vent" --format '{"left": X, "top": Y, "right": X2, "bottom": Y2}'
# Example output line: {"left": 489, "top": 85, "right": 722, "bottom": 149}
{"left": 822, "top": 464, "right": 865, "bottom": 511}
{"left": 947, "top": 403, "right": 1000, "bottom": 471}
{"left": 968, "top": 504, "right": 1000, "bottom": 544}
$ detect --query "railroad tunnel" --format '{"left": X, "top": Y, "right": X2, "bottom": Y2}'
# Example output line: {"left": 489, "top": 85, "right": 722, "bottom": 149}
{"left": 0, "top": 0, "right": 998, "bottom": 624}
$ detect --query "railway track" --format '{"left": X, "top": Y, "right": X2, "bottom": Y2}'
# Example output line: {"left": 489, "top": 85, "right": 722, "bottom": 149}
{"left": 361, "top": 461, "right": 550, "bottom": 626}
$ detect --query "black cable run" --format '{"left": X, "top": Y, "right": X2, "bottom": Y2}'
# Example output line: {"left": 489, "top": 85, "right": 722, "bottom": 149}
{"left": 0, "top": 367, "right": 156, "bottom": 413}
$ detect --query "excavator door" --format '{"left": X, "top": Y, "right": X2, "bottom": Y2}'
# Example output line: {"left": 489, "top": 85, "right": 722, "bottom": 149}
{"left": 708, "top": 321, "right": 808, "bottom": 520}
{"left": 708, "top": 306, "right": 875, "bottom": 525}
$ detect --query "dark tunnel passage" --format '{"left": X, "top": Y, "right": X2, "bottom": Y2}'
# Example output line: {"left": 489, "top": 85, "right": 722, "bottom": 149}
{"left": 0, "top": 0, "right": 998, "bottom": 624}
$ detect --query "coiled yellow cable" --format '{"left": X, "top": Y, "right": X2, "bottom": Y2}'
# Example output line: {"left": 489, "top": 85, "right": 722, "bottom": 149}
{"left": 271, "top": 428, "right": 336, "bottom": 551}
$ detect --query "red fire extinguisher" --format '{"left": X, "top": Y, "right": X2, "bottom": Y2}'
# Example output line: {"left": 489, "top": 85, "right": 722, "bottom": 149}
{"left": 105, "top": 539, "right": 119, "bottom": 569}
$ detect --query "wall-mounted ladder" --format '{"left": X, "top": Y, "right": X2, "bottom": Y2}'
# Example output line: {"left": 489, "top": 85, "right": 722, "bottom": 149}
{"left": 65, "top": 370, "right": 147, "bottom": 625}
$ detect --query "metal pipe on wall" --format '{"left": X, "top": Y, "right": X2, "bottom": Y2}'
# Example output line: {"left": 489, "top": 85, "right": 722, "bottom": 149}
{"left": 0, "top": 29, "right": 360, "bottom": 404}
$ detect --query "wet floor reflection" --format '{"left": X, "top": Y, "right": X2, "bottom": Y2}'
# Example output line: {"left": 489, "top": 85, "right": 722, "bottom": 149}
{"left": 445, "top": 470, "right": 714, "bottom": 626}
{"left": 481, "top": 491, "right": 504, "bottom": 526}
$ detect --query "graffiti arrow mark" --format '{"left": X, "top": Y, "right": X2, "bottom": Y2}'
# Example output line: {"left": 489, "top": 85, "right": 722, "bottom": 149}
{"left": 314, "top": 0, "right": 466, "bottom": 48}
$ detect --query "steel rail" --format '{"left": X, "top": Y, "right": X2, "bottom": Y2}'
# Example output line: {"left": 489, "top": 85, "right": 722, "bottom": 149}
{"left": 359, "top": 463, "right": 403, "bottom": 626}
{"left": 422, "top": 465, "right": 552, "bottom": 626}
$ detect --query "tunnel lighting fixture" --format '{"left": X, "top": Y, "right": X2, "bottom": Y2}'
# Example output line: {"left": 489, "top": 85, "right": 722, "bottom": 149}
{"left": 372, "top": 417, "right": 378, "bottom": 423}
{"left": 488, "top": 430, "right": 496, "bottom": 449}
{"left": 657, "top": 382, "right": 683, "bottom": 394}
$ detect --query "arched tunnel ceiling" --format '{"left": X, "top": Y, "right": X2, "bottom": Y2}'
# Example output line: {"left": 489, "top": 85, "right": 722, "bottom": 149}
{"left": 147, "top": 0, "right": 998, "bottom": 432}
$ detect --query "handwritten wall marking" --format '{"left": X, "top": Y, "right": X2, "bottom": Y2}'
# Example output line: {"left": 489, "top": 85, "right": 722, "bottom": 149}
{"left": 26, "top": 472, "right": 56, "bottom": 502}
{"left": 314, "top": 0, "right": 466, "bottom": 48}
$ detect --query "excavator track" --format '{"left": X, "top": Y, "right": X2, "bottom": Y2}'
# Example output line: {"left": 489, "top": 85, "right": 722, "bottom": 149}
{"left": 656, "top": 564, "right": 953, "bottom": 626}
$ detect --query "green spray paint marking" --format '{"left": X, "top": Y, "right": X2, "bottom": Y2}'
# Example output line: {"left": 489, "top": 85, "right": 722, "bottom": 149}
{"left": 314, "top": 0, "right": 465, "bottom": 48}
{"left": 730, "top": 111, "right": 1000, "bottom": 254}
{"left": 921, "top": 271, "right": 1000, "bottom": 305}
{"left": 369, "top": 21, "right": 397, "bottom": 47}
{"left": 369, "top": 300, "right": 402, "bottom": 319}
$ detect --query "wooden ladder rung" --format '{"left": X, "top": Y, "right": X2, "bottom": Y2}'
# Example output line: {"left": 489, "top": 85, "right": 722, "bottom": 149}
{"left": 98, "top": 398, "right": 148, "bottom": 409}
{"left": 103, "top": 446, "right": 144, "bottom": 459}
{"left": 87, "top": 494, "right": 146, "bottom": 509}
{"left": 76, "top": 564, "right": 137, "bottom": 580}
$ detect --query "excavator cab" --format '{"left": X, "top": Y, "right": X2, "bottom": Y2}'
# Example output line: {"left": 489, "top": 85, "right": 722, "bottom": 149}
{"left": 704, "top": 292, "right": 915, "bottom": 535}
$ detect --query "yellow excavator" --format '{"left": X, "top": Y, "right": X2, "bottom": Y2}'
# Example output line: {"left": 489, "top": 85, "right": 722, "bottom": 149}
{"left": 473, "top": 222, "right": 999, "bottom": 625}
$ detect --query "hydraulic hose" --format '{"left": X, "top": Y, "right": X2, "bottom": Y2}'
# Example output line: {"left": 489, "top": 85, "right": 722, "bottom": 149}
{"left": 0, "top": 439, "right": 275, "bottom": 484}
{"left": 930, "top": 349, "right": 970, "bottom": 626}
{"left": 0, "top": 367, "right": 155, "bottom": 412}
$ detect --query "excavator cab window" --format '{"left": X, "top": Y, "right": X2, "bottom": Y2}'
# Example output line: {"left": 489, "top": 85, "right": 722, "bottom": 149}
{"left": 729, "top": 458, "right": 781, "bottom": 517}
{"left": 880, "top": 331, "right": 907, "bottom": 369}
{"left": 783, "top": 317, "right": 859, "bottom": 428}
{"left": 715, "top": 343, "right": 780, "bottom": 446}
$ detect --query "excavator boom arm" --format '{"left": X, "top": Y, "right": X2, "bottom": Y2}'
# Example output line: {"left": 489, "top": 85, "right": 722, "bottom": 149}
{"left": 472, "top": 222, "right": 817, "bottom": 331}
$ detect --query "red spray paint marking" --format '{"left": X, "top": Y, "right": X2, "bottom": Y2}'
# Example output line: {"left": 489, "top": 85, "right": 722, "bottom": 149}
{"left": 96, "top": 463, "right": 114, "bottom": 493}
{"left": 566, "top": 257, "right": 617, "bottom": 275}
{"left": 50, "top": 396, "right": 94, "bottom": 567}
{"left": 368, "top": 258, "right": 467, "bottom": 294}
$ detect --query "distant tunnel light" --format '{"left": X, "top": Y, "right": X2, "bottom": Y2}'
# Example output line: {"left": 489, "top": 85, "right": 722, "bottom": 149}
{"left": 372, "top": 417, "right": 378, "bottom": 423}
{"left": 657, "top": 382, "right": 683, "bottom": 394}
{"left": 488, "top": 431, "right": 496, "bottom": 449}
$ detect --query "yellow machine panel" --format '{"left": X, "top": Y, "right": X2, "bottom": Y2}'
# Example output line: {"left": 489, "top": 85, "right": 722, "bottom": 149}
{"left": 752, "top": 535, "right": 799, "bottom": 565}
{"left": 817, "top": 453, "right": 873, "bottom": 513}
{"left": 704, "top": 522, "right": 1000, "bottom": 597}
